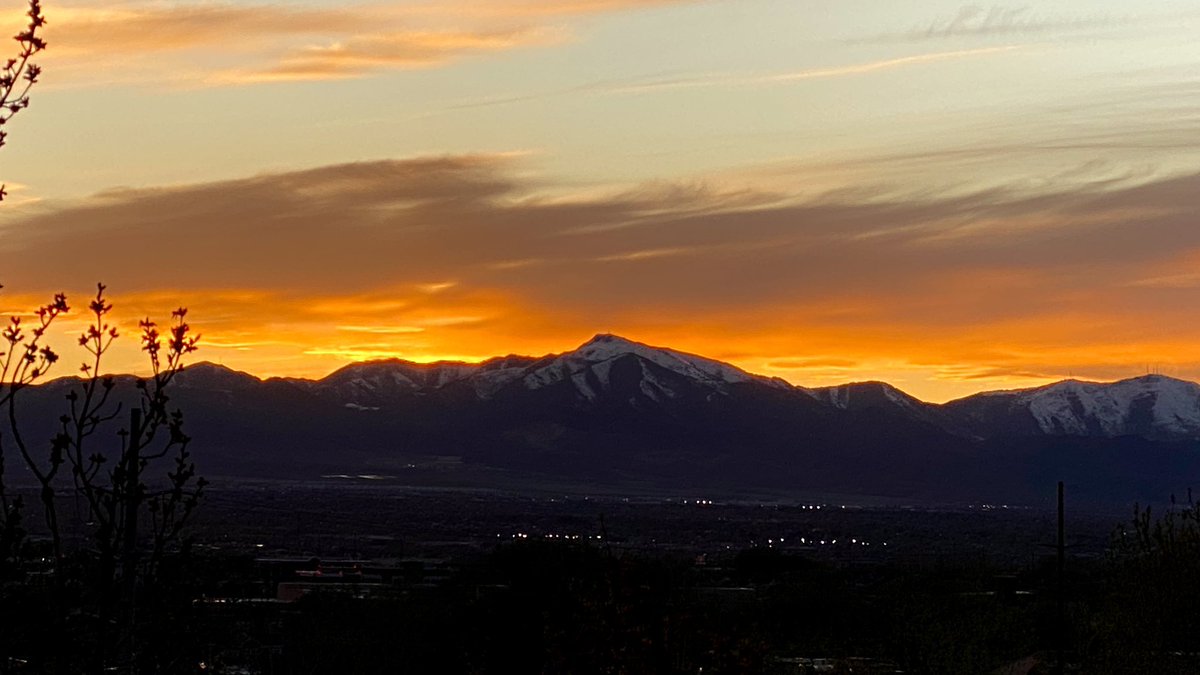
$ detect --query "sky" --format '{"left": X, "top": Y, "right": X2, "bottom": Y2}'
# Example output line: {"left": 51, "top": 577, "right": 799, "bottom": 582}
{"left": 0, "top": 0, "right": 1198, "bottom": 402}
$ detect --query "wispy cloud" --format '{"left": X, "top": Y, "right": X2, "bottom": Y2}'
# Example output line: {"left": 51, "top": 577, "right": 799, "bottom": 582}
{"left": 934, "top": 365, "right": 1058, "bottom": 382}
{"left": 766, "top": 358, "right": 860, "bottom": 371}
{"left": 409, "top": 0, "right": 694, "bottom": 19}
{"left": 1128, "top": 274, "right": 1200, "bottom": 289}
{"left": 856, "top": 5, "right": 1131, "bottom": 44}
{"left": 42, "top": 5, "right": 363, "bottom": 55}
{"left": 337, "top": 325, "right": 426, "bottom": 335}
{"left": 595, "top": 246, "right": 698, "bottom": 262}
{"left": 213, "top": 27, "right": 561, "bottom": 84}
{"left": 24, "top": 0, "right": 699, "bottom": 87}
{"left": 596, "top": 45, "right": 1025, "bottom": 95}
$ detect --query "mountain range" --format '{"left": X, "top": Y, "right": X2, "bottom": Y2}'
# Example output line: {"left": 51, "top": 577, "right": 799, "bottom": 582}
{"left": 11, "top": 334, "right": 1200, "bottom": 506}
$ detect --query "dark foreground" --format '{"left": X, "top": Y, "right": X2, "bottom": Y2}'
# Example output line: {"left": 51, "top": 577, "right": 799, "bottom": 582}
{"left": 3, "top": 481, "right": 1199, "bottom": 674}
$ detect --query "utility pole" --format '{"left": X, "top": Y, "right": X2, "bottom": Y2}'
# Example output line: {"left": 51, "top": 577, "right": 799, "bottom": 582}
{"left": 1056, "top": 480, "right": 1065, "bottom": 675}
{"left": 122, "top": 408, "right": 141, "bottom": 593}
{"left": 122, "top": 407, "right": 142, "bottom": 673}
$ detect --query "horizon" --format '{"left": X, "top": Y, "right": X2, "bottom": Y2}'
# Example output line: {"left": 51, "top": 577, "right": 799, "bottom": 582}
{"left": 65, "top": 331, "right": 1200, "bottom": 405}
{"left": 2, "top": 1, "right": 1199, "bottom": 403}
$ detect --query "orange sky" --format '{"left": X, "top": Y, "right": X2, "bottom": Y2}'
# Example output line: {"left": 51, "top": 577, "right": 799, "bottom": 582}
{"left": 1, "top": 1, "right": 1199, "bottom": 403}
{"left": 4, "top": 157, "right": 1200, "bottom": 402}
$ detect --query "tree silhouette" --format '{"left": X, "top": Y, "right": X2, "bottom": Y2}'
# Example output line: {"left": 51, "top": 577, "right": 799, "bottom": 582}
{"left": 0, "top": 0, "right": 44, "bottom": 201}
{"left": 59, "top": 285, "right": 205, "bottom": 588}
{"left": 0, "top": 287, "right": 65, "bottom": 580}
{"left": 1082, "top": 494, "right": 1200, "bottom": 673}
{"left": 0, "top": 5, "right": 207, "bottom": 671}
{"left": 0, "top": 286, "right": 205, "bottom": 672}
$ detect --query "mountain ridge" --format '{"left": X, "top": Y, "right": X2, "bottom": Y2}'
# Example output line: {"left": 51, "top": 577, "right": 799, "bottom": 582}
{"left": 10, "top": 333, "right": 1200, "bottom": 505}
{"left": 156, "top": 335, "right": 1194, "bottom": 411}
{"left": 148, "top": 335, "right": 1200, "bottom": 446}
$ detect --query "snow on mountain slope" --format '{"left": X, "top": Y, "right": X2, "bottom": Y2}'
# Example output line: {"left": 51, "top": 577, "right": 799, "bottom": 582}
{"left": 307, "top": 335, "right": 792, "bottom": 406}
{"left": 519, "top": 334, "right": 785, "bottom": 400}
{"left": 172, "top": 362, "right": 267, "bottom": 396}
{"left": 806, "top": 381, "right": 928, "bottom": 413}
{"left": 311, "top": 335, "right": 791, "bottom": 405}
{"left": 953, "top": 375, "right": 1200, "bottom": 439}
{"left": 179, "top": 348, "right": 1200, "bottom": 443}
{"left": 317, "top": 359, "right": 479, "bottom": 402}
{"left": 1026, "top": 375, "right": 1200, "bottom": 436}
{"left": 574, "top": 334, "right": 756, "bottom": 385}
{"left": 467, "top": 355, "right": 539, "bottom": 398}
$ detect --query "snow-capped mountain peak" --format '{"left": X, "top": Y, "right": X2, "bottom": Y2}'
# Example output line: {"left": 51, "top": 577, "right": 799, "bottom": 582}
{"left": 574, "top": 334, "right": 756, "bottom": 384}
{"left": 307, "top": 336, "right": 790, "bottom": 406}
{"left": 518, "top": 333, "right": 770, "bottom": 399}
{"left": 1016, "top": 374, "right": 1200, "bottom": 437}
{"left": 806, "top": 380, "right": 927, "bottom": 412}
{"left": 317, "top": 358, "right": 479, "bottom": 402}
{"left": 947, "top": 373, "right": 1200, "bottom": 440}
{"left": 173, "top": 361, "right": 261, "bottom": 390}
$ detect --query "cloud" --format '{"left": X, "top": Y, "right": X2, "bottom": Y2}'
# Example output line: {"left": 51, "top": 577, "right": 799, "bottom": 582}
{"left": 7, "top": 154, "right": 1200, "bottom": 400}
{"left": 337, "top": 325, "right": 426, "bottom": 335}
{"left": 966, "top": 369, "right": 1057, "bottom": 381}
{"left": 213, "top": 27, "right": 561, "bottom": 84}
{"left": 417, "top": 45, "right": 1032, "bottom": 114}
{"left": 595, "top": 246, "right": 699, "bottom": 263}
{"left": 25, "top": 0, "right": 697, "bottom": 87}
{"left": 600, "top": 45, "right": 1025, "bottom": 95}
{"left": 717, "top": 101, "right": 1200, "bottom": 206}
{"left": 1128, "top": 273, "right": 1200, "bottom": 289}
{"left": 43, "top": 5, "right": 364, "bottom": 55}
{"left": 7, "top": 155, "right": 1200, "bottom": 311}
{"left": 856, "top": 5, "right": 1135, "bottom": 44}
{"left": 916, "top": 6, "right": 1117, "bottom": 39}
{"left": 766, "top": 358, "right": 860, "bottom": 371}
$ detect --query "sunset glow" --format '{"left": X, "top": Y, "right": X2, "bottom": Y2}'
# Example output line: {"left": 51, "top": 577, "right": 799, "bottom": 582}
{"left": 2, "top": 0, "right": 1199, "bottom": 402}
